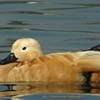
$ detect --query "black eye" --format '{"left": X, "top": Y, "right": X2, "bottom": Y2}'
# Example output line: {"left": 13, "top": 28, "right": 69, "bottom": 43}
{"left": 22, "top": 47, "right": 26, "bottom": 50}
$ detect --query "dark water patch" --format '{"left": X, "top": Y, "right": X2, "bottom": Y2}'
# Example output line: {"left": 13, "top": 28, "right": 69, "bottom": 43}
{"left": 0, "top": 1, "right": 27, "bottom": 5}
{"left": 43, "top": 6, "right": 90, "bottom": 10}
{"left": 0, "top": 11, "right": 43, "bottom": 15}
{"left": 8, "top": 20, "right": 31, "bottom": 25}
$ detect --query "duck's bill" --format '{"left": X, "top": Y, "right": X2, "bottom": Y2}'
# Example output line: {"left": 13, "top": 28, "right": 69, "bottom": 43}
{"left": 0, "top": 53, "right": 18, "bottom": 65}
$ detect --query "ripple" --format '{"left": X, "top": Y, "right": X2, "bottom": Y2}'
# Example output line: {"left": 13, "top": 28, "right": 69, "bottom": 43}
{"left": 0, "top": 27, "right": 99, "bottom": 34}
{"left": 8, "top": 20, "right": 31, "bottom": 25}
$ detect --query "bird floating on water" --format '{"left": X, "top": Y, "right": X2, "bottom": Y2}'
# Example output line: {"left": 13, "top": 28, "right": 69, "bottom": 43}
{"left": 0, "top": 38, "right": 100, "bottom": 83}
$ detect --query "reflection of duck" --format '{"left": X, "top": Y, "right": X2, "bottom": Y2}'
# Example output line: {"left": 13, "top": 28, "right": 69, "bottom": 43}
{"left": 0, "top": 38, "right": 100, "bottom": 83}
{"left": 0, "top": 82, "right": 100, "bottom": 97}
{"left": 0, "top": 82, "right": 89, "bottom": 96}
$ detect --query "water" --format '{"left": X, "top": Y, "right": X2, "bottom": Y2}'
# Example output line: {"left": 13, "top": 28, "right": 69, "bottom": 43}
{"left": 0, "top": 0, "right": 100, "bottom": 99}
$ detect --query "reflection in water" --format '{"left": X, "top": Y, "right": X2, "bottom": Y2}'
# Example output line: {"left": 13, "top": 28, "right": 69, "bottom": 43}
{"left": 0, "top": 82, "right": 100, "bottom": 97}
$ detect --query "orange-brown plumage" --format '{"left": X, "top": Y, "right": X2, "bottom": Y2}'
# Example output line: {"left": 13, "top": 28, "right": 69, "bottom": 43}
{"left": 0, "top": 53, "right": 83, "bottom": 82}
{"left": 0, "top": 38, "right": 100, "bottom": 83}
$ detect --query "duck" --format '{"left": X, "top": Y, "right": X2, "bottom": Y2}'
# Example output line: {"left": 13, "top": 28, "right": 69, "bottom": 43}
{"left": 0, "top": 38, "right": 100, "bottom": 83}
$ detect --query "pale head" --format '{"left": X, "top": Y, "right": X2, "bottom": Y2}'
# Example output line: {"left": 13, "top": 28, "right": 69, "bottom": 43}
{"left": 11, "top": 38, "right": 43, "bottom": 62}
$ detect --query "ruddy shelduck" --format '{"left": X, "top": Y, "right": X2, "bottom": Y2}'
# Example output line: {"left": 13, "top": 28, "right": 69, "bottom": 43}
{"left": 0, "top": 38, "right": 100, "bottom": 83}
